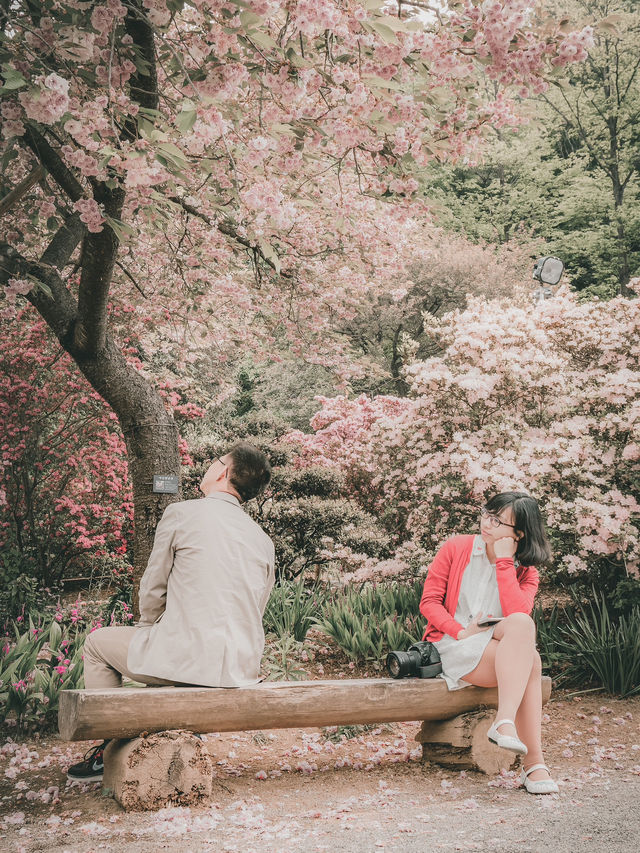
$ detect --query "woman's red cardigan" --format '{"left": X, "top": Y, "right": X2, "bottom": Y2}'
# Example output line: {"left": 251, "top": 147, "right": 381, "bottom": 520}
{"left": 420, "top": 534, "right": 540, "bottom": 643}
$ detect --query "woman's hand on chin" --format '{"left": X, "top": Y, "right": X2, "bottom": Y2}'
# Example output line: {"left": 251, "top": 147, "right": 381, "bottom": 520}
{"left": 493, "top": 536, "right": 517, "bottom": 559}
{"left": 457, "top": 614, "right": 491, "bottom": 640}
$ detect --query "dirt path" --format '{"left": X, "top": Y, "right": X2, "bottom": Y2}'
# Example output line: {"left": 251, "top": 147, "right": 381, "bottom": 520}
{"left": 1, "top": 691, "right": 639, "bottom": 852}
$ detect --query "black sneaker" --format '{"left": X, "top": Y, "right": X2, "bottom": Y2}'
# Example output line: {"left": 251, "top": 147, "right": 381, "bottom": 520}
{"left": 66, "top": 741, "right": 109, "bottom": 782}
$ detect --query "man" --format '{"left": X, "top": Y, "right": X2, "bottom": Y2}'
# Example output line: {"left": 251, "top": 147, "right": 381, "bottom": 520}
{"left": 67, "top": 442, "right": 275, "bottom": 782}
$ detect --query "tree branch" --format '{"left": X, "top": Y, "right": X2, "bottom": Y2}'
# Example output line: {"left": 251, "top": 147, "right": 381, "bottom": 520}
{"left": 23, "top": 126, "right": 85, "bottom": 202}
{"left": 116, "top": 259, "right": 147, "bottom": 298}
{"left": 123, "top": 0, "right": 159, "bottom": 138}
{"left": 71, "top": 2, "right": 159, "bottom": 354}
{"left": 167, "top": 195, "right": 293, "bottom": 277}
{"left": 75, "top": 184, "right": 125, "bottom": 355}
{"left": 0, "top": 164, "right": 46, "bottom": 217}
{"left": 0, "top": 242, "right": 78, "bottom": 345}
{"left": 40, "top": 212, "right": 86, "bottom": 270}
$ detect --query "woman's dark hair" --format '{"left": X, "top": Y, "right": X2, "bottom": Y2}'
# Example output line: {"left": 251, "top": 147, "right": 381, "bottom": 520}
{"left": 485, "top": 491, "right": 552, "bottom": 566}
{"left": 227, "top": 442, "right": 272, "bottom": 502}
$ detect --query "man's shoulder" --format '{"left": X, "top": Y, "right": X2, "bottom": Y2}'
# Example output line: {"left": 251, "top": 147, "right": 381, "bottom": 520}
{"left": 179, "top": 498, "right": 273, "bottom": 545}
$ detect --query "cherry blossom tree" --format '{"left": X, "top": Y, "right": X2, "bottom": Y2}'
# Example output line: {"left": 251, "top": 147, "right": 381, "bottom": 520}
{"left": 0, "top": 1, "right": 593, "bottom": 592}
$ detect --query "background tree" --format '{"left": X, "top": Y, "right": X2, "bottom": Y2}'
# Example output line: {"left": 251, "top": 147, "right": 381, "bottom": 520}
{"left": 423, "top": 1, "right": 640, "bottom": 295}
{"left": 541, "top": 0, "right": 640, "bottom": 295}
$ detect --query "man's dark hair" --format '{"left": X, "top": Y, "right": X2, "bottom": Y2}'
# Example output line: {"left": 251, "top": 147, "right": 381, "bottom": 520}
{"left": 485, "top": 491, "right": 553, "bottom": 566}
{"left": 227, "top": 442, "right": 272, "bottom": 502}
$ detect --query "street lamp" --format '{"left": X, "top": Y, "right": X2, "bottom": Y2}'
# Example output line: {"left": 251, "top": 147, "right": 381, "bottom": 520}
{"left": 532, "top": 256, "right": 563, "bottom": 303}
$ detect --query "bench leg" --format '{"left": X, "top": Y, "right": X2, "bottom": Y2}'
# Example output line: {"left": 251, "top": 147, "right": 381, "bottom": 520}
{"left": 102, "top": 729, "right": 213, "bottom": 811}
{"left": 416, "top": 710, "right": 518, "bottom": 775}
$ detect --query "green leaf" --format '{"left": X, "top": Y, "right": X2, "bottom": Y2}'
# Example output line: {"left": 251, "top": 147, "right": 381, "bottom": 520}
{"left": 367, "top": 19, "right": 399, "bottom": 44}
{"left": 49, "top": 620, "right": 62, "bottom": 651}
{"left": 0, "top": 68, "right": 27, "bottom": 92}
{"left": 105, "top": 216, "right": 136, "bottom": 242}
{"left": 258, "top": 239, "right": 281, "bottom": 274}
{"left": 155, "top": 141, "right": 188, "bottom": 172}
{"left": 363, "top": 75, "right": 405, "bottom": 91}
{"left": 176, "top": 104, "right": 197, "bottom": 135}
{"left": 240, "top": 10, "right": 262, "bottom": 28}
{"left": 250, "top": 31, "right": 278, "bottom": 51}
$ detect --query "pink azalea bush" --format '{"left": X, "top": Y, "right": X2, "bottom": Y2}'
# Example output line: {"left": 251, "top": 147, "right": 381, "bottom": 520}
{"left": 0, "top": 312, "right": 133, "bottom": 587}
{"left": 289, "top": 284, "right": 640, "bottom": 585}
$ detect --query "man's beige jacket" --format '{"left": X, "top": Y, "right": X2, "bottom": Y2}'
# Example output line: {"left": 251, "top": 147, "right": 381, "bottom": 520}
{"left": 127, "top": 492, "right": 275, "bottom": 687}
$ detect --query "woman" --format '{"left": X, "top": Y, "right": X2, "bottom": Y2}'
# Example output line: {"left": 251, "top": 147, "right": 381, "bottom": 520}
{"left": 420, "top": 492, "right": 557, "bottom": 794}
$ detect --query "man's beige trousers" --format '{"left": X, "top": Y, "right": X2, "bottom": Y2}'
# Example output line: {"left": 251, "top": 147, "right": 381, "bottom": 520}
{"left": 83, "top": 626, "right": 179, "bottom": 688}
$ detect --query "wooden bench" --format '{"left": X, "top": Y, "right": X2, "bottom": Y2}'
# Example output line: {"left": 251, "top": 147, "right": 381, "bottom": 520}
{"left": 59, "top": 676, "right": 552, "bottom": 810}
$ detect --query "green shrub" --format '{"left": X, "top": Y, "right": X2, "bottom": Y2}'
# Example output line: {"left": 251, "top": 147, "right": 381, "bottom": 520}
{"left": 557, "top": 594, "right": 640, "bottom": 697}
{"left": 0, "top": 613, "right": 86, "bottom": 731}
{"left": 316, "top": 579, "right": 424, "bottom": 663}
{"left": 608, "top": 577, "right": 640, "bottom": 617}
{"left": 263, "top": 579, "right": 326, "bottom": 642}
{"left": 0, "top": 547, "right": 51, "bottom": 624}
{"left": 262, "top": 635, "right": 308, "bottom": 681}
{"left": 532, "top": 602, "right": 567, "bottom": 675}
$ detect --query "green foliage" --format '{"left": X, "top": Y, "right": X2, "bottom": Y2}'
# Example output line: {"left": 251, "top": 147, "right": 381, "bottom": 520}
{"left": 532, "top": 602, "right": 567, "bottom": 675}
{"left": 263, "top": 578, "right": 326, "bottom": 642}
{"left": 0, "top": 613, "right": 86, "bottom": 731}
{"left": 0, "top": 547, "right": 50, "bottom": 623}
{"left": 261, "top": 634, "right": 308, "bottom": 682}
{"left": 317, "top": 579, "right": 424, "bottom": 663}
{"left": 97, "top": 554, "right": 135, "bottom": 627}
{"left": 609, "top": 577, "right": 640, "bottom": 616}
{"left": 556, "top": 594, "right": 640, "bottom": 697}
{"left": 534, "top": 593, "right": 640, "bottom": 697}
{"left": 423, "top": 94, "right": 640, "bottom": 295}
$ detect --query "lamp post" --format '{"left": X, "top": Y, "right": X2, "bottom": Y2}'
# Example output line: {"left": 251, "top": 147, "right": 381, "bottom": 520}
{"left": 532, "top": 256, "right": 564, "bottom": 303}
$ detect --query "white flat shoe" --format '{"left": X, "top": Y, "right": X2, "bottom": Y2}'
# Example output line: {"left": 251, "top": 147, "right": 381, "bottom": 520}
{"left": 487, "top": 718, "right": 528, "bottom": 755}
{"left": 521, "top": 764, "right": 559, "bottom": 794}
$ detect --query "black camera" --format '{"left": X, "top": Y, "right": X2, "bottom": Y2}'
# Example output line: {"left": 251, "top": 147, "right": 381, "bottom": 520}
{"left": 386, "top": 641, "right": 442, "bottom": 679}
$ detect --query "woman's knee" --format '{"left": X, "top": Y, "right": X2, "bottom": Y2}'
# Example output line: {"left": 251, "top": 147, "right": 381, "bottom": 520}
{"left": 502, "top": 612, "right": 536, "bottom": 638}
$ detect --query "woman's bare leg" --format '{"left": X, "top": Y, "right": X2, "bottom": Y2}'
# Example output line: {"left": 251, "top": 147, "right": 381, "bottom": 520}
{"left": 462, "top": 615, "right": 551, "bottom": 782}
{"left": 515, "top": 652, "right": 549, "bottom": 780}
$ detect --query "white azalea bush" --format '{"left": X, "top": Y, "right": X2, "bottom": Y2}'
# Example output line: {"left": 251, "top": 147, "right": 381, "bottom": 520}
{"left": 290, "top": 285, "right": 640, "bottom": 592}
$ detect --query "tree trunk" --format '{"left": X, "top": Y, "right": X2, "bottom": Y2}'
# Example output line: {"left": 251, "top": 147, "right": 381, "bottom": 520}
{"left": 67, "top": 337, "right": 181, "bottom": 612}
{"left": 103, "top": 731, "right": 213, "bottom": 812}
{"left": 611, "top": 180, "right": 631, "bottom": 297}
{"left": 607, "top": 109, "right": 632, "bottom": 297}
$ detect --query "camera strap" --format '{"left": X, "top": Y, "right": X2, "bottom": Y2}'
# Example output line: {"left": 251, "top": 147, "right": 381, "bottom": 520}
{"left": 417, "top": 662, "right": 442, "bottom": 678}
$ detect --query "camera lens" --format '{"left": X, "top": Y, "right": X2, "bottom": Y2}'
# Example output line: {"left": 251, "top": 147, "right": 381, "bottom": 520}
{"left": 387, "top": 653, "right": 403, "bottom": 678}
{"left": 386, "top": 651, "right": 417, "bottom": 678}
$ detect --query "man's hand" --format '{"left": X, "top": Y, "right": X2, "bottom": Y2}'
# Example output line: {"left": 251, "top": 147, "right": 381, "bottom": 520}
{"left": 494, "top": 536, "right": 518, "bottom": 559}
{"left": 457, "top": 613, "right": 491, "bottom": 640}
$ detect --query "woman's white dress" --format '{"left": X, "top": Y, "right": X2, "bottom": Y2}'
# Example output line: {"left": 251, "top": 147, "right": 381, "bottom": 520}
{"left": 434, "top": 535, "right": 503, "bottom": 690}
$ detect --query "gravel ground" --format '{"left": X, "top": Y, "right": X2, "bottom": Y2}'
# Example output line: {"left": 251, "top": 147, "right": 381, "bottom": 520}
{"left": 1, "top": 691, "right": 639, "bottom": 853}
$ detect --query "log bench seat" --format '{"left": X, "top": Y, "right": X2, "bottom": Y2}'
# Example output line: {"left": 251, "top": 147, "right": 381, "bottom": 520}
{"left": 59, "top": 676, "right": 551, "bottom": 811}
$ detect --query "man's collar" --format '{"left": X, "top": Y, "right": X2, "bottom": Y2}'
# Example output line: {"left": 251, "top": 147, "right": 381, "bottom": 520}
{"left": 205, "top": 491, "right": 241, "bottom": 506}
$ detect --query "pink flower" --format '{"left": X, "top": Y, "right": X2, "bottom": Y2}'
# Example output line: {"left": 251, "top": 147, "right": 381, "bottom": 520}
{"left": 19, "top": 73, "right": 70, "bottom": 125}
{"left": 73, "top": 198, "right": 105, "bottom": 233}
